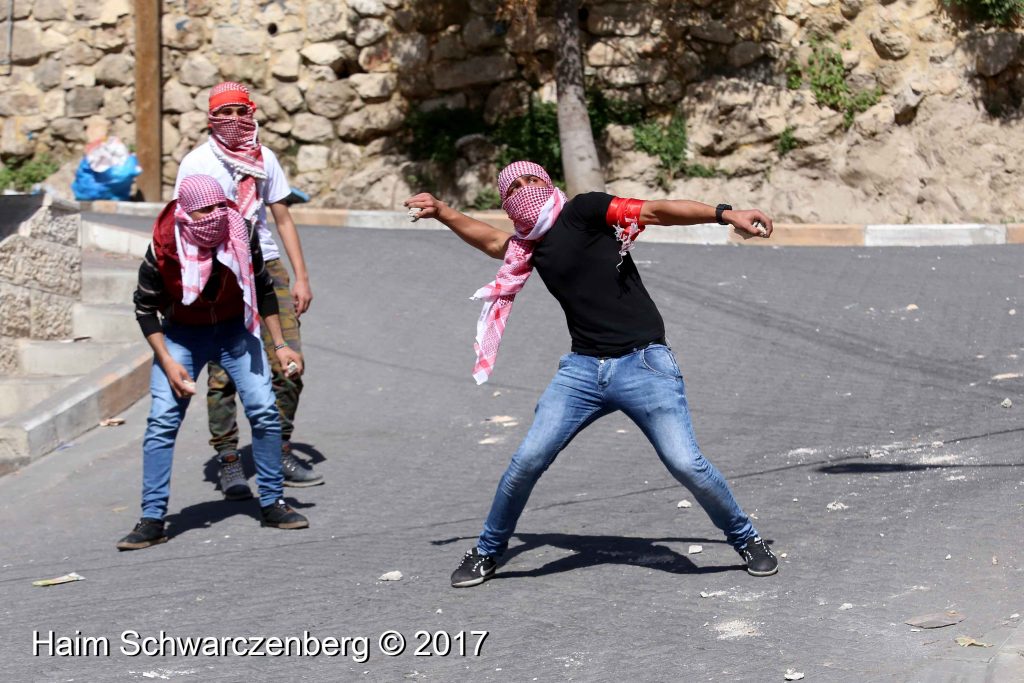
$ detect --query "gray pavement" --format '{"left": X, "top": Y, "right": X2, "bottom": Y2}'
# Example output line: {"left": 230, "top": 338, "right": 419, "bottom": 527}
{"left": 1, "top": 228, "right": 1022, "bottom": 682}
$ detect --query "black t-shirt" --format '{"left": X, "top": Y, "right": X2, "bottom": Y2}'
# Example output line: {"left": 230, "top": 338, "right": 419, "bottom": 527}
{"left": 531, "top": 192, "right": 665, "bottom": 356}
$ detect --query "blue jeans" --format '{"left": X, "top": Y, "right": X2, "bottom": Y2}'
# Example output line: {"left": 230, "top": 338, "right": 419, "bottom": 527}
{"left": 477, "top": 345, "right": 757, "bottom": 556}
{"left": 141, "top": 320, "right": 284, "bottom": 519}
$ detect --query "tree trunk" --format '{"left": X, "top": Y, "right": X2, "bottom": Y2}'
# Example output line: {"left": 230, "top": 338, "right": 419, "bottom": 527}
{"left": 553, "top": 0, "right": 605, "bottom": 196}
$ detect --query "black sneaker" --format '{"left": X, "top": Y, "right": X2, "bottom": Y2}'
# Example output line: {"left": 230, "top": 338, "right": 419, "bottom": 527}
{"left": 737, "top": 536, "right": 778, "bottom": 576}
{"left": 260, "top": 499, "right": 309, "bottom": 529}
{"left": 116, "top": 518, "right": 167, "bottom": 551}
{"left": 218, "top": 451, "right": 253, "bottom": 500}
{"left": 282, "top": 442, "right": 324, "bottom": 488}
{"left": 450, "top": 548, "right": 497, "bottom": 588}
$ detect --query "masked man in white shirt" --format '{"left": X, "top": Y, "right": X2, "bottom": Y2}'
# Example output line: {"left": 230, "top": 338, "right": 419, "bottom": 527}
{"left": 175, "top": 81, "right": 324, "bottom": 497}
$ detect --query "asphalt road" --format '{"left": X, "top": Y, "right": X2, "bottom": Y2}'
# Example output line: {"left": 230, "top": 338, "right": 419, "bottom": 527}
{"left": 1, "top": 226, "right": 1022, "bottom": 682}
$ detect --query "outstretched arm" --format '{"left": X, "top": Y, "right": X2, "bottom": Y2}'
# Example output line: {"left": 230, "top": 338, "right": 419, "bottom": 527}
{"left": 640, "top": 199, "right": 774, "bottom": 239}
{"left": 404, "top": 193, "right": 511, "bottom": 260}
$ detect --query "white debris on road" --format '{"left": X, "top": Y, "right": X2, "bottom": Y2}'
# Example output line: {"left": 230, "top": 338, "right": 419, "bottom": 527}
{"left": 677, "top": 499, "right": 692, "bottom": 508}
{"left": 713, "top": 619, "right": 761, "bottom": 640}
{"left": 991, "top": 372, "right": 1023, "bottom": 381}
{"left": 826, "top": 501, "right": 849, "bottom": 511}
{"left": 378, "top": 570, "right": 403, "bottom": 581}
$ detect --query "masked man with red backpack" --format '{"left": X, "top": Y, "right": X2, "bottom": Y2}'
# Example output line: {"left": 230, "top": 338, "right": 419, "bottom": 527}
{"left": 119, "top": 175, "right": 309, "bottom": 550}
{"left": 176, "top": 81, "right": 323, "bottom": 498}
{"left": 404, "top": 161, "right": 780, "bottom": 587}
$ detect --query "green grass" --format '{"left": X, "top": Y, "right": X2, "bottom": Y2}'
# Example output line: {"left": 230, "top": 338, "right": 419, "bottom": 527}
{"left": 777, "top": 126, "right": 798, "bottom": 156}
{"left": 944, "top": 0, "right": 1024, "bottom": 25}
{"left": 805, "top": 39, "right": 882, "bottom": 128}
{"left": 633, "top": 114, "right": 716, "bottom": 189}
{"left": 0, "top": 155, "right": 60, "bottom": 192}
{"left": 404, "top": 92, "right": 645, "bottom": 187}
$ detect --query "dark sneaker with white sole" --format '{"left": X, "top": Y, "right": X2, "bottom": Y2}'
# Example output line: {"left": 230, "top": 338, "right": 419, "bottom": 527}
{"left": 737, "top": 536, "right": 778, "bottom": 576}
{"left": 259, "top": 499, "right": 309, "bottom": 529}
{"left": 116, "top": 518, "right": 167, "bottom": 551}
{"left": 451, "top": 548, "right": 497, "bottom": 588}
{"left": 217, "top": 451, "right": 253, "bottom": 500}
{"left": 282, "top": 442, "right": 324, "bottom": 487}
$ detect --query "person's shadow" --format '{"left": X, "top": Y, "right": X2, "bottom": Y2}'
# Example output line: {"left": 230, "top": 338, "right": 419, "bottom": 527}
{"left": 163, "top": 495, "right": 315, "bottom": 539}
{"left": 200, "top": 442, "right": 327, "bottom": 486}
{"left": 433, "top": 533, "right": 751, "bottom": 577}
{"left": 167, "top": 443, "right": 320, "bottom": 539}
{"left": 287, "top": 442, "right": 327, "bottom": 466}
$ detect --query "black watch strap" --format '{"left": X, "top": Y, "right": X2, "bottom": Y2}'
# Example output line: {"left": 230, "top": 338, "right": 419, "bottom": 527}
{"left": 715, "top": 203, "right": 732, "bottom": 225}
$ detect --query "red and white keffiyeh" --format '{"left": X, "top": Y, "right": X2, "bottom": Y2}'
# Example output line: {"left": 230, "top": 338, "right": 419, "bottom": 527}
{"left": 207, "top": 82, "right": 267, "bottom": 224}
{"left": 470, "top": 161, "right": 567, "bottom": 384}
{"left": 175, "top": 174, "right": 259, "bottom": 335}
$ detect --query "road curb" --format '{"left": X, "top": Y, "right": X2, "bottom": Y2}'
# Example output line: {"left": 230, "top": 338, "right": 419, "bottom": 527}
{"left": 78, "top": 201, "right": 1024, "bottom": 247}
{"left": 0, "top": 342, "right": 151, "bottom": 476}
{"left": 81, "top": 219, "right": 151, "bottom": 256}
{"left": 987, "top": 619, "right": 1024, "bottom": 682}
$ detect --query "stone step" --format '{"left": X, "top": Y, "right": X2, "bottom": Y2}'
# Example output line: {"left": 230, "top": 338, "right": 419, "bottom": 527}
{"left": 81, "top": 266, "right": 138, "bottom": 305}
{"left": 72, "top": 302, "right": 138, "bottom": 342}
{"left": 17, "top": 339, "right": 137, "bottom": 376}
{"left": 0, "top": 375, "right": 80, "bottom": 419}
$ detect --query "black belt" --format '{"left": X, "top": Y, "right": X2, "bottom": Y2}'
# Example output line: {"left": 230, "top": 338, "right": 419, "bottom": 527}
{"left": 577, "top": 337, "right": 667, "bottom": 359}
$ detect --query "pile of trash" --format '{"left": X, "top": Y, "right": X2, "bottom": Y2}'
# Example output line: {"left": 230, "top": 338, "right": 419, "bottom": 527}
{"left": 71, "top": 136, "right": 141, "bottom": 201}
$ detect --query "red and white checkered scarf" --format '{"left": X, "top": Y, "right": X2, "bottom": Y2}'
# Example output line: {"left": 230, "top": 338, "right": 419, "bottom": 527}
{"left": 470, "top": 161, "right": 567, "bottom": 384}
{"left": 207, "top": 82, "right": 266, "bottom": 224}
{"left": 175, "top": 175, "right": 259, "bottom": 335}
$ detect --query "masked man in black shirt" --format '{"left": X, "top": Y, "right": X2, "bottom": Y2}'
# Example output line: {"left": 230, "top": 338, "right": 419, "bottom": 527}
{"left": 405, "top": 161, "right": 778, "bottom": 587}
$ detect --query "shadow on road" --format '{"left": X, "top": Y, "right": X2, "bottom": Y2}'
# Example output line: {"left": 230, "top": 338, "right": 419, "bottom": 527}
{"left": 201, "top": 442, "right": 327, "bottom": 485}
{"left": 288, "top": 442, "right": 327, "bottom": 465}
{"left": 432, "top": 533, "right": 748, "bottom": 577}
{"left": 499, "top": 533, "right": 746, "bottom": 578}
{"left": 164, "top": 497, "right": 315, "bottom": 539}
{"left": 817, "top": 461, "right": 1023, "bottom": 475}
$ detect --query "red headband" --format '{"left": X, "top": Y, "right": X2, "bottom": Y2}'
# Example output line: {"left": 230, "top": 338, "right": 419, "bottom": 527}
{"left": 208, "top": 82, "right": 254, "bottom": 114}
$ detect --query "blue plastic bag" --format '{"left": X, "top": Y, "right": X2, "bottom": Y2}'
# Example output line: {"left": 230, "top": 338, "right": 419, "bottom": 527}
{"left": 71, "top": 137, "right": 142, "bottom": 201}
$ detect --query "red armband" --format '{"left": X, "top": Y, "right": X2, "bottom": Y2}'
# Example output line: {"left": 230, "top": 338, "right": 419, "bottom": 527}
{"left": 606, "top": 196, "right": 645, "bottom": 231}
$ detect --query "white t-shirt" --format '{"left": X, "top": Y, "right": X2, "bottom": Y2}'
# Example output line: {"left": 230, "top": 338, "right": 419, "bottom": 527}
{"left": 174, "top": 142, "right": 291, "bottom": 262}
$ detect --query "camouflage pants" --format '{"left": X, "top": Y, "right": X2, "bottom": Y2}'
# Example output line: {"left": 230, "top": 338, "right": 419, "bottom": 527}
{"left": 207, "top": 258, "right": 303, "bottom": 453}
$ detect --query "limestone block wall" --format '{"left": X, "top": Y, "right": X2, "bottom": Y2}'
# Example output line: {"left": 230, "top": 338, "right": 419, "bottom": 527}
{"left": 0, "top": 1, "right": 1023, "bottom": 222}
{"left": 0, "top": 0, "right": 136, "bottom": 163}
{"left": 0, "top": 195, "right": 82, "bottom": 372}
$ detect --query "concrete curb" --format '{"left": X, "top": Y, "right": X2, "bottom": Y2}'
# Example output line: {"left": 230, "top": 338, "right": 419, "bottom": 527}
{"left": 78, "top": 201, "right": 1024, "bottom": 247}
{"left": 987, "top": 619, "right": 1024, "bottom": 682}
{"left": 910, "top": 616, "right": 1024, "bottom": 682}
{"left": 81, "top": 219, "right": 150, "bottom": 257}
{"left": 0, "top": 342, "right": 151, "bottom": 476}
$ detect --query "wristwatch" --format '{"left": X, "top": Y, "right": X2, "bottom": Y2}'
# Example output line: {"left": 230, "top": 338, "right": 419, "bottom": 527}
{"left": 715, "top": 203, "right": 732, "bottom": 225}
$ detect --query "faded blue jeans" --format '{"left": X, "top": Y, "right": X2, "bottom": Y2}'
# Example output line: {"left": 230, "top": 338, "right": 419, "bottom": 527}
{"left": 477, "top": 345, "right": 757, "bottom": 556}
{"left": 141, "top": 319, "right": 284, "bottom": 519}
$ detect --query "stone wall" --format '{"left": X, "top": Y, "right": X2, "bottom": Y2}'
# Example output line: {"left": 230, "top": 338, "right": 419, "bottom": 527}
{"left": 0, "top": 195, "right": 82, "bottom": 372}
{"left": 0, "top": 0, "right": 135, "bottom": 163}
{"left": 1, "top": 0, "right": 1023, "bottom": 222}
